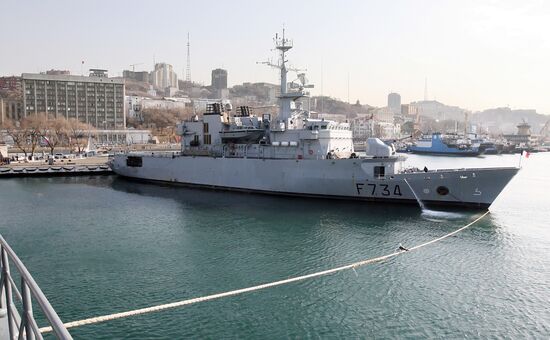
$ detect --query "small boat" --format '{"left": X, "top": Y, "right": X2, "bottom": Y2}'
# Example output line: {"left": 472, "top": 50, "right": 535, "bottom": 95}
{"left": 99, "top": 165, "right": 110, "bottom": 170}
{"left": 25, "top": 167, "right": 37, "bottom": 172}
{"left": 38, "top": 167, "right": 49, "bottom": 171}
{"left": 51, "top": 166, "right": 62, "bottom": 171}
{"left": 63, "top": 166, "right": 74, "bottom": 171}
{"left": 87, "top": 166, "right": 98, "bottom": 171}
{"left": 408, "top": 133, "right": 481, "bottom": 156}
{"left": 0, "top": 168, "right": 11, "bottom": 173}
{"left": 12, "top": 168, "right": 23, "bottom": 173}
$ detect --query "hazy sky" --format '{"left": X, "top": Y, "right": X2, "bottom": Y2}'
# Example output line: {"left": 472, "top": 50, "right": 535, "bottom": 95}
{"left": 2, "top": 0, "right": 549, "bottom": 114}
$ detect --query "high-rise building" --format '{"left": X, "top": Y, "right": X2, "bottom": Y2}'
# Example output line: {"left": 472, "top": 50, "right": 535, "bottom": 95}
{"left": 22, "top": 70, "right": 125, "bottom": 129}
{"left": 387, "top": 92, "right": 401, "bottom": 114}
{"left": 211, "top": 68, "right": 228, "bottom": 90}
{"left": 150, "top": 63, "right": 178, "bottom": 89}
{"left": 123, "top": 70, "right": 150, "bottom": 83}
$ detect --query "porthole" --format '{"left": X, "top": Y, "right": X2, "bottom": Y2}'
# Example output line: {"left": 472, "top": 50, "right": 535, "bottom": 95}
{"left": 436, "top": 186, "right": 449, "bottom": 196}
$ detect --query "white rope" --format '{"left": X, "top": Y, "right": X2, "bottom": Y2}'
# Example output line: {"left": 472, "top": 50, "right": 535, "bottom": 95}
{"left": 40, "top": 211, "right": 490, "bottom": 334}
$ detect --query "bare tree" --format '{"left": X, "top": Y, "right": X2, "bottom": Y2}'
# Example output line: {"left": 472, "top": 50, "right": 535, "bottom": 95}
{"left": 3, "top": 119, "right": 31, "bottom": 159}
{"left": 66, "top": 118, "right": 94, "bottom": 154}
{"left": 41, "top": 117, "right": 69, "bottom": 155}
{"left": 24, "top": 114, "right": 48, "bottom": 159}
{"left": 2, "top": 115, "right": 47, "bottom": 160}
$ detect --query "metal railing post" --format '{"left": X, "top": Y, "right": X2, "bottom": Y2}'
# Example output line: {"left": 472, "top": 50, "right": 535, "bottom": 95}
{"left": 1, "top": 246, "right": 16, "bottom": 340}
{"left": 0, "top": 236, "right": 72, "bottom": 340}
{"left": 21, "top": 280, "right": 34, "bottom": 340}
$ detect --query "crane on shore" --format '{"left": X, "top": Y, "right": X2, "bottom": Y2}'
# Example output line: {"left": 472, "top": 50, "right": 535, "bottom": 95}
{"left": 129, "top": 63, "right": 144, "bottom": 72}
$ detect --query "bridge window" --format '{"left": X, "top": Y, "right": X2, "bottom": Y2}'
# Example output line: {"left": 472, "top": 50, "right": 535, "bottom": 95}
{"left": 374, "top": 166, "right": 385, "bottom": 178}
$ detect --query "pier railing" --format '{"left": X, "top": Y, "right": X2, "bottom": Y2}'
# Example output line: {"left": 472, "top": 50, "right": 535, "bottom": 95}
{"left": 0, "top": 235, "right": 72, "bottom": 340}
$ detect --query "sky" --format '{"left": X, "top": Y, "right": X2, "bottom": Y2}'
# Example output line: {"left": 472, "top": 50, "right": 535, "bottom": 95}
{"left": 1, "top": 0, "right": 549, "bottom": 114}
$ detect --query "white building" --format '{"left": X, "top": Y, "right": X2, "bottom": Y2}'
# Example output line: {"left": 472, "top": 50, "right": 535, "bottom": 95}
{"left": 150, "top": 63, "right": 178, "bottom": 89}
{"left": 387, "top": 93, "right": 401, "bottom": 115}
{"left": 93, "top": 129, "right": 152, "bottom": 145}
{"left": 126, "top": 96, "right": 192, "bottom": 119}
{"left": 351, "top": 117, "right": 374, "bottom": 139}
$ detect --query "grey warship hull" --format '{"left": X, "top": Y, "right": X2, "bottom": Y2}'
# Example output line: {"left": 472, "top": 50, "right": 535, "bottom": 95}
{"left": 112, "top": 154, "right": 519, "bottom": 209}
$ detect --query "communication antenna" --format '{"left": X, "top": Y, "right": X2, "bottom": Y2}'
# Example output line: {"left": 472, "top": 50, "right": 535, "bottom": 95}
{"left": 186, "top": 32, "right": 191, "bottom": 82}
{"left": 321, "top": 59, "right": 324, "bottom": 113}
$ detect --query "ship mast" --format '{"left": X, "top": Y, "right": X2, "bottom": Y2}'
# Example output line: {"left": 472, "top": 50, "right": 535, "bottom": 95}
{"left": 259, "top": 29, "right": 307, "bottom": 125}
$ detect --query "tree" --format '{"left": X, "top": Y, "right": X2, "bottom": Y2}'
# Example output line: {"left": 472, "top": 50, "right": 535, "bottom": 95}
{"left": 24, "top": 114, "right": 47, "bottom": 159}
{"left": 3, "top": 119, "right": 31, "bottom": 159}
{"left": 66, "top": 119, "right": 94, "bottom": 154}
{"left": 1, "top": 115, "right": 47, "bottom": 160}
{"left": 41, "top": 117, "right": 68, "bottom": 155}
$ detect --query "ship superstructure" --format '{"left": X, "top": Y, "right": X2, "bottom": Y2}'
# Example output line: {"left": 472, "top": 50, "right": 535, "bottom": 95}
{"left": 112, "top": 31, "right": 519, "bottom": 209}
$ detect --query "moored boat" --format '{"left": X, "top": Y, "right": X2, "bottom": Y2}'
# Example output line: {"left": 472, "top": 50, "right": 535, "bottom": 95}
{"left": 408, "top": 133, "right": 481, "bottom": 156}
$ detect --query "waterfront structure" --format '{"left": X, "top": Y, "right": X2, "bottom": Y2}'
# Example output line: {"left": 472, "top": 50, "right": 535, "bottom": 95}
{"left": 22, "top": 70, "right": 125, "bottom": 129}
{"left": 503, "top": 121, "right": 537, "bottom": 146}
{"left": 112, "top": 31, "right": 518, "bottom": 209}
{"left": 93, "top": 129, "right": 152, "bottom": 145}
{"left": 150, "top": 63, "right": 178, "bottom": 89}
{"left": 388, "top": 93, "right": 401, "bottom": 114}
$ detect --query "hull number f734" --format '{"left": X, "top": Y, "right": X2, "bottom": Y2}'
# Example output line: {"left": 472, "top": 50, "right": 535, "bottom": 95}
{"left": 356, "top": 183, "right": 402, "bottom": 196}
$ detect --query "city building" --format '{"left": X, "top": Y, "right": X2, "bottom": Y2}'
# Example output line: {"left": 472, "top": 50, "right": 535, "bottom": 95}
{"left": 123, "top": 70, "right": 150, "bottom": 83}
{"left": 210, "top": 69, "right": 228, "bottom": 99}
{"left": 211, "top": 68, "right": 227, "bottom": 90}
{"left": 0, "top": 98, "right": 24, "bottom": 124}
{"left": 92, "top": 128, "right": 152, "bottom": 145}
{"left": 150, "top": 63, "right": 178, "bottom": 89}
{"left": 45, "top": 69, "right": 70, "bottom": 75}
{"left": 125, "top": 96, "right": 191, "bottom": 119}
{"left": 409, "top": 100, "right": 467, "bottom": 121}
{"left": 0, "top": 76, "right": 22, "bottom": 92}
{"left": 387, "top": 92, "right": 401, "bottom": 114}
{"left": 22, "top": 69, "right": 125, "bottom": 129}
{"left": 351, "top": 115, "right": 374, "bottom": 139}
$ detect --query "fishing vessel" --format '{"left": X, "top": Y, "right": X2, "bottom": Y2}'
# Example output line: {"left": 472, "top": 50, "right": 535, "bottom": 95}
{"left": 407, "top": 133, "right": 482, "bottom": 156}
{"left": 111, "top": 31, "right": 519, "bottom": 208}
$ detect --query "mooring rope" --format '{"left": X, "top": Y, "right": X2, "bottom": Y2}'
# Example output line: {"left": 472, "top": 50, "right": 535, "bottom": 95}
{"left": 40, "top": 211, "right": 490, "bottom": 334}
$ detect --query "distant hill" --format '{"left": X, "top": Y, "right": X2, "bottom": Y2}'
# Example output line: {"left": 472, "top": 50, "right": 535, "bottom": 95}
{"left": 309, "top": 96, "right": 372, "bottom": 117}
{"left": 471, "top": 108, "right": 550, "bottom": 134}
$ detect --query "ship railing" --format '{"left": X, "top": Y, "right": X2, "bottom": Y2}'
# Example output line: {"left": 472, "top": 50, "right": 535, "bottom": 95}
{"left": 0, "top": 235, "right": 72, "bottom": 340}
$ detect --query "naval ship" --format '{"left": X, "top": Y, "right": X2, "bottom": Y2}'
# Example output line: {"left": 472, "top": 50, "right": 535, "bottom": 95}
{"left": 112, "top": 31, "right": 519, "bottom": 209}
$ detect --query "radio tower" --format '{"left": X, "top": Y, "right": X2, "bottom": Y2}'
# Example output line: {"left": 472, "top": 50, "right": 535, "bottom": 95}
{"left": 186, "top": 32, "right": 191, "bottom": 82}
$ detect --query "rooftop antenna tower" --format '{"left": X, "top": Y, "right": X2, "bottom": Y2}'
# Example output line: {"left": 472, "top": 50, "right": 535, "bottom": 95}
{"left": 186, "top": 32, "right": 191, "bottom": 82}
